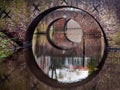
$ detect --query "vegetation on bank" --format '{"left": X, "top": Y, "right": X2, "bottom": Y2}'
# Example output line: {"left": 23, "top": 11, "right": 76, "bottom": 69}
{"left": 0, "top": 32, "right": 16, "bottom": 61}
{"left": 0, "top": 0, "right": 29, "bottom": 61}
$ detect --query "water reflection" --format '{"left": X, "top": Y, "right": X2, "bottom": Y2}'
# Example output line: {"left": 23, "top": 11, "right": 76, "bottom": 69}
{"left": 32, "top": 7, "right": 105, "bottom": 83}
{"left": 32, "top": 32, "right": 103, "bottom": 83}
{"left": 35, "top": 56, "right": 99, "bottom": 83}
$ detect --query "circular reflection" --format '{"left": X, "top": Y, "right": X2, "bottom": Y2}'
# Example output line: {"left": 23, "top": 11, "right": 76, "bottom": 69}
{"left": 47, "top": 18, "right": 83, "bottom": 50}
{"left": 32, "top": 7, "right": 104, "bottom": 83}
{"left": 26, "top": 6, "right": 107, "bottom": 87}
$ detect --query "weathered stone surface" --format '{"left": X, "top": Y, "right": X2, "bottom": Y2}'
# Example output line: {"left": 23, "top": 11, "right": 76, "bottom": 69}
{"left": 0, "top": 0, "right": 120, "bottom": 90}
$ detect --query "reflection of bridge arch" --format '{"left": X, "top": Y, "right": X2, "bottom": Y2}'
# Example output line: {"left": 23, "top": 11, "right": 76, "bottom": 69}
{"left": 39, "top": 10, "right": 101, "bottom": 34}
{"left": 25, "top": 6, "right": 108, "bottom": 88}
{"left": 46, "top": 18, "right": 83, "bottom": 50}
{"left": 34, "top": 8, "right": 105, "bottom": 57}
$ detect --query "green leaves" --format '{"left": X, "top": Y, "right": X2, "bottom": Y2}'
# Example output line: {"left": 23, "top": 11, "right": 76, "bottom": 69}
{"left": 0, "top": 32, "right": 7, "bottom": 37}
{"left": 0, "top": 32, "right": 15, "bottom": 61}
{"left": 11, "top": 37, "right": 18, "bottom": 41}
{"left": 0, "top": 48, "right": 11, "bottom": 61}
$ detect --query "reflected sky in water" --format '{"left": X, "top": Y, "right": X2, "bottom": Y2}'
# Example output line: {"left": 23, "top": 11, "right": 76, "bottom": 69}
{"left": 36, "top": 56, "right": 93, "bottom": 83}
{"left": 34, "top": 55, "right": 99, "bottom": 83}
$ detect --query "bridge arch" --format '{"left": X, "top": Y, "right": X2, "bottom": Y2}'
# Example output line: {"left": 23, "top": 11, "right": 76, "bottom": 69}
{"left": 25, "top": 6, "right": 108, "bottom": 88}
